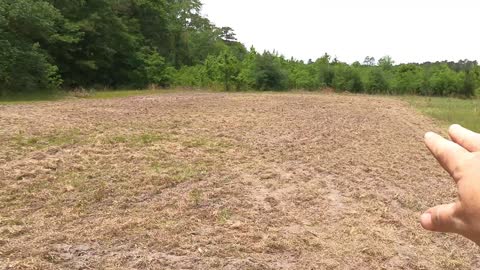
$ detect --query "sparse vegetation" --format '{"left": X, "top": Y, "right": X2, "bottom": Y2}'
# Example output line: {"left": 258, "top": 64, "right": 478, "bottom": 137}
{"left": 217, "top": 208, "right": 232, "bottom": 224}
{"left": 189, "top": 188, "right": 203, "bottom": 207}
{"left": 1, "top": 92, "right": 476, "bottom": 269}
{"left": 12, "top": 129, "right": 83, "bottom": 149}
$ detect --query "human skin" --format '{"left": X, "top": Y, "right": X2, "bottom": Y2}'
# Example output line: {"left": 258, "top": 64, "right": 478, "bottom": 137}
{"left": 421, "top": 124, "right": 480, "bottom": 245}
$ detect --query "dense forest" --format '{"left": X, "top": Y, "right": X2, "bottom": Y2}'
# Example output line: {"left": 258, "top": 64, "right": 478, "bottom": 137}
{"left": 1, "top": 0, "right": 479, "bottom": 97}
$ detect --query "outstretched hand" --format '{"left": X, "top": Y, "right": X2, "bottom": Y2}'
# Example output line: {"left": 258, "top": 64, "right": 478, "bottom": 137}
{"left": 421, "top": 124, "right": 480, "bottom": 245}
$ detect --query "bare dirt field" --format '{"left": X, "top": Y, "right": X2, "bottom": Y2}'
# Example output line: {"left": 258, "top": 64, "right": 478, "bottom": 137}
{"left": 0, "top": 92, "right": 479, "bottom": 269}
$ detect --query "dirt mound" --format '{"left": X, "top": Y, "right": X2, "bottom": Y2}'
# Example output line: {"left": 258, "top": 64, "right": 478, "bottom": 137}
{"left": 0, "top": 92, "right": 477, "bottom": 269}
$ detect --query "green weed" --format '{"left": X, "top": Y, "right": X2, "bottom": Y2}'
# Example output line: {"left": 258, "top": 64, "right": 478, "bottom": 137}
{"left": 189, "top": 189, "right": 203, "bottom": 207}
{"left": 182, "top": 137, "right": 231, "bottom": 153}
{"left": 12, "top": 130, "right": 82, "bottom": 149}
{"left": 217, "top": 208, "right": 231, "bottom": 224}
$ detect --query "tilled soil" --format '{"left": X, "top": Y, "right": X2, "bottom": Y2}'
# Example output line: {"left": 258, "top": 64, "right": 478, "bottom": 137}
{"left": 0, "top": 92, "right": 478, "bottom": 269}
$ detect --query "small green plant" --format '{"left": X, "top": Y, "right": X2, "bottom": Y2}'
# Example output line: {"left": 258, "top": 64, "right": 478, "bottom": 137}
{"left": 13, "top": 135, "right": 40, "bottom": 147}
{"left": 140, "top": 134, "right": 157, "bottom": 144}
{"left": 107, "top": 136, "right": 128, "bottom": 144}
{"left": 12, "top": 129, "right": 83, "bottom": 149}
{"left": 217, "top": 208, "right": 231, "bottom": 224}
{"left": 189, "top": 188, "right": 202, "bottom": 207}
{"left": 169, "top": 165, "right": 199, "bottom": 183}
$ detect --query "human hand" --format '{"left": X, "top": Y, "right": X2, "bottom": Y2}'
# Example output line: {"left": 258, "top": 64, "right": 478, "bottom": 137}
{"left": 421, "top": 124, "right": 480, "bottom": 245}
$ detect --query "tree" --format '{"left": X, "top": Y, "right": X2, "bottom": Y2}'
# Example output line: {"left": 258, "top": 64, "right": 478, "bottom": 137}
{"left": 218, "top": 49, "right": 240, "bottom": 91}
{"left": 288, "top": 61, "right": 318, "bottom": 90}
{"left": 2, "top": 0, "right": 480, "bottom": 98}
{"left": 363, "top": 56, "right": 376, "bottom": 66}
{"left": 315, "top": 53, "right": 334, "bottom": 87}
{"left": 366, "top": 69, "right": 389, "bottom": 94}
{"left": 393, "top": 64, "right": 423, "bottom": 94}
{"left": 333, "top": 64, "right": 363, "bottom": 93}
{"left": 0, "top": 0, "right": 69, "bottom": 94}
{"left": 462, "top": 70, "right": 476, "bottom": 97}
{"left": 378, "top": 56, "right": 395, "bottom": 71}
{"left": 136, "top": 47, "right": 174, "bottom": 87}
{"left": 255, "top": 51, "right": 288, "bottom": 91}
{"left": 425, "top": 64, "right": 462, "bottom": 96}
{"left": 219, "top": 27, "right": 237, "bottom": 43}
{"left": 237, "top": 47, "right": 257, "bottom": 90}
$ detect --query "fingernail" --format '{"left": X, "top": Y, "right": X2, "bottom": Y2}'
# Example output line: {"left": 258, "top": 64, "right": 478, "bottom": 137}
{"left": 420, "top": 213, "right": 433, "bottom": 229}
{"left": 424, "top": 132, "right": 434, "bottom": 140}
{"left": 449, "top": 124, "right": 461, "bottom": 131}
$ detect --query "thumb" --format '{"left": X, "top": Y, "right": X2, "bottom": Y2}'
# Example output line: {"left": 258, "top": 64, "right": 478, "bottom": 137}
{"left": 421, "top": 203, "right": 463, "bottom": 233}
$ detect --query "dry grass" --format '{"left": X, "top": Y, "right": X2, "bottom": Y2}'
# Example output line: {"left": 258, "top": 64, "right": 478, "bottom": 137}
{"left": 0, "top": 92, "right": 478, "bottom": 269}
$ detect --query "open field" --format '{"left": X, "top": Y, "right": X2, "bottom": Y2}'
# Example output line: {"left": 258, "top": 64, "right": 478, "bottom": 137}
{"left": 0, "top": 92, "right": 479, "bottom": 269}
{"left": 404, "top": 96, "right": 480, "bottom": 132}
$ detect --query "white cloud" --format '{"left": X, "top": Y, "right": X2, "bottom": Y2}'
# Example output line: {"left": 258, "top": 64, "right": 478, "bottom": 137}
{"left": 201, "top": 0, "right": 480, "bottom": 63}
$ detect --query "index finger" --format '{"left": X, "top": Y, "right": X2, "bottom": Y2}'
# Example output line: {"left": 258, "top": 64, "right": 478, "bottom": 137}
{"left": 424, "top": 132, "right": 469, "bottom": 179}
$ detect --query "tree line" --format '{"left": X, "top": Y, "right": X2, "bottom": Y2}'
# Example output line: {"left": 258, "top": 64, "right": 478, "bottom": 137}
{"left": 1, "top": 0, "right": 479, "bottom": 97}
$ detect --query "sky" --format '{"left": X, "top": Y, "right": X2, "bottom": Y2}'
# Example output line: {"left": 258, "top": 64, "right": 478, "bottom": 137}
{"left": 201, "top": 0, "right": 479, "bottom": 64}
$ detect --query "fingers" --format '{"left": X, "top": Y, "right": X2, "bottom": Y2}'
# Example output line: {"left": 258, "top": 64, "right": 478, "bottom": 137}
{"left": 421, "top": 203, "right": 463, "bottom": 233}
{"left": 449, "top": 124, "right": 480, "bottom": 152}
{"left": 424, "top": 132, "right": 469, "bottom": 178}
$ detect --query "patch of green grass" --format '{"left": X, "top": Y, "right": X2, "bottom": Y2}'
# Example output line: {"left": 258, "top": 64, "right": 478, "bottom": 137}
{"left": 182, "top": 137, "right": 232, "bottom": 153}
{"left": 86, "top": 89, "right": 190, "bottom": 99}
{"left": 217, "top": 208, "right": 232, "bottom": 224}
{"left": 0, "top": 91, "right": 65, "bottom": 104}
{"left": 189, "top": 188, "right": 203, "bottom": 207}
{"left": 104, "top": 133, "right": 174, "bottom": 146}
{"left": 403, "top": 96, "right": 480, "bottom": 132}
{"left": 169, "top": 166, "right": 199, "bottom": 182}
{"left": 0, "top": 88, "right": 202, "bottom": 103}
{"left": 151, "top": 160, "right": 209, "bottom": 186}
{"left": 105, "top": 135, "right": 128, "bottom": 144}
{"left": 137, "top": 133, "right": 171, "bottom": 145}
{"left": 12, "top": 129, "right": 83, "bottom": 149}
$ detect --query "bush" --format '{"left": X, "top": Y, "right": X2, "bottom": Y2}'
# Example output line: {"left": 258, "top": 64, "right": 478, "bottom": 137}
{"left": 333, "top": 65, "right": 363, "bottom": 93}
{"left": 366, "top": 69, "right": 389, "bottom": 94}
{"left": 254, "top": 52, "right": 288, "bottom": 91}
{"left": 0, "top": 42, "right": 61, "bottom": 95}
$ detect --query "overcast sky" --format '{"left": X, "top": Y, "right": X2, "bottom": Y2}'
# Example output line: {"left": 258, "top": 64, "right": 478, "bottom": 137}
{"left": 201, "top": 0, "right": 479, "bottom": 64}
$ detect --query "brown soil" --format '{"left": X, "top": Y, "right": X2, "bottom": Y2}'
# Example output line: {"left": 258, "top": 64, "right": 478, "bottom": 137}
{"left": 0, "top": 92, "right": 478, "bottom": 269}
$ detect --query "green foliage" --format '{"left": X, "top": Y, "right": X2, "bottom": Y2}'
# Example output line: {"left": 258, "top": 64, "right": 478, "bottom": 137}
{"left": 1, "top": 0, "right": 479, "bottom": 98}
{"left": 332, "top": 64, "right": 363, "bottom": 93}
{"left": 0, "top": 0, "right": 67, "bottom": 95}
{"left": 366, "top": 69, "right": 389, "bottom": 94}
{"left": 427, "top": 64, "right": 463, "bottom": 96}
{"left": 237, "top": 47, "right": 257, "bottom": 90}
{"left": 218, "top": 49, "right": 240, "bottom": 91}
{"left": 1, "top": 0, "right": 245, "bottom": 93}
{"left": 254, "top": 52, "right": 288, "bottom": 91}
{"left": 393, "top": 64, "right": 423, "bottom": 95}
{"left": 462, "top": 70, "right": 476, "bottom": 97}
{"left": 136, "top": 47, "right": 174, "bottom": 87}
{"left": 316, "top": 54, "right": 335, "bottom": 88}
{"left": 378, "top": 56, "right": 395, "bottom": 71}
